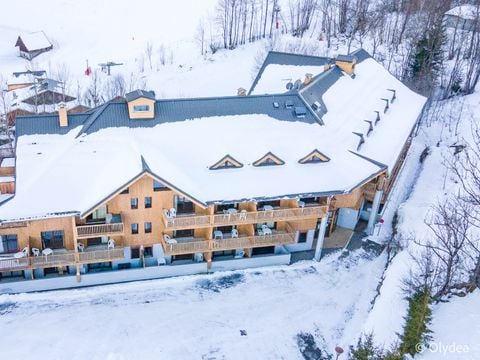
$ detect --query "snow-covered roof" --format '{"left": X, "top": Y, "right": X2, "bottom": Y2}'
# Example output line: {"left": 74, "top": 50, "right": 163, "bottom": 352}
{"left": 446, "top": 5, "right": 479, "bottom": 20}
{"left": 16, "top": 31, "right": 52, "bottom": 51}
{"left": 249, "top": 51, "right": 330, "bottom": 95}
{"left": 0, "top": 158, "right": 14, "bottom": 167}
{"left": 305, "top": 54, "right": 427, "bottom": 170}
{"left": 0, "top": 176, "right": 14, "bottom": 183}
{"left": 0, "top": 49, "right": 427, "bottom": 222}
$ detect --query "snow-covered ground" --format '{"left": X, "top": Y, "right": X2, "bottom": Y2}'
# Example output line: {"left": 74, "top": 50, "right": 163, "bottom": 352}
{"left": 363, "top": 91, "right": 480, "bottom": 356}
{"left": 0, "top": 251, "right": 385, "bottom": 359}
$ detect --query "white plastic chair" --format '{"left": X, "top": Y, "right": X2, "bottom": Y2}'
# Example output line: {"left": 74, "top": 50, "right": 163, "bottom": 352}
{"left": 214, "top": 230, "right": 223, "bottom": 239}
{"left": 231, "top": 229, "right": 239, "bottom": 238}
{"left": 31, "top": 248, "right": 40, "bottom": 256}
{"left": 239, "top": 210, "right": 247, "bottom": 220}
{"left": 77, "top": 242, "right": 85, "bottom": 252}
{"left": 107, "top": 239, "right": 115, "bottom": 250}
{"left": 262, "top": 227, "right": 272, "bottom": 236}
{"left": 169, "top": 208, "right": 177, "bottom": 218}
{"left": 163, "top": 209, "right": 172, "bottom": 219}
{"left": 164, "top": 234, "right": 177, "bottom": 245}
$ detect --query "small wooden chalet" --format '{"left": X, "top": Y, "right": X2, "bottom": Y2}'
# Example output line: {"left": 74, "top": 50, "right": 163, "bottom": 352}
{"left": 15, "top": 31, "right": 53, "bottom": 60}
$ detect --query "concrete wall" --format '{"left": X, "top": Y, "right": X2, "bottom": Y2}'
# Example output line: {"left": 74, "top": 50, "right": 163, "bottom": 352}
{"left": 285, "top": 229, "right": 315, "bottom": 252}
{"left": 0, "top": 262, "right": 208, "bottom": 294}
{"left": 336, "top": 207, "right": 360, "bottom": 230}
{"left": 210, "top": 253, "right": 291, "bottom": 272}
{"left": 1, "top": 249, "right": 292, "bottom": 294}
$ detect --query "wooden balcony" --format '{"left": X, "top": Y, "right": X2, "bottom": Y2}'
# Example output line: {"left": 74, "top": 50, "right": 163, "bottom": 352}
{"left": 76, "top": 221, "right": 124, "bottom": 239}
{"left": 162, "top": 237, "right": 211, "bottom": 256}
{"left": 162, "top": 205, "right": 328, "bottom": 230}
{"left": 0, "top": 256, "right": 30, "bottom": 272}
{"left": 78, "top": 247, "right": 125, "bottom": 264}
{"left": 213, "top": 231, "right": 296, "bottom": 251}
{"left": 161, "top": 231, "right": 296, "bottom": 256}
{"left": 0, "top": 248, "right": 125, "bottom": 272}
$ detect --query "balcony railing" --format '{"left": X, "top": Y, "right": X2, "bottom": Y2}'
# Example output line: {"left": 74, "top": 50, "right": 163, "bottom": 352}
{"left": 162, "top": 238, "right": 211, "bottom": 256}
{"left": 78, "top": 247, "right": 124, "bottom": 263}
{"left": 161, "top": 231, "right": 296, "bottom": 256}
{"left": 0, "top": 248, "right": 125, "bottom": 273}
{"left": 162, "top": 205, "right": 328, "bottom": 230}
{"left": 76, "top": 222, "right": 124, "bottom": 238}
{"left": 0, "top": 256, "right": 30, "bottom": 272}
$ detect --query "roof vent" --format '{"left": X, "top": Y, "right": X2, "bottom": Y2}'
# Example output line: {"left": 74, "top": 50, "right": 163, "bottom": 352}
{"left": 285, "top": 100, "right": 294, "bottom": 109}
{"left": 387, "top": 89, "right": 396, "bottom": 103}
{"left": 364, "top": 120, "right": 374, "bottom": 136}
{"left": 273, "top": 101, "right": 279, "bottom": 109}
{"left": 311, "top": 101, "right": 321, "bottom": 111}
{"left": 353, "top": 132, "right": 365, "bottom": 150}
{"left": 381, "top": 98, "right": 389, "bottom": 113}
{"left": 294, "top": 106, "right": 307, "bottom": 118}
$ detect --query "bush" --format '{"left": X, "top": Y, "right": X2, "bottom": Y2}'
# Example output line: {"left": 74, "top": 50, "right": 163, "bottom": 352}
{"left": 399, "top": 290, "right": 432, "bottom": 356}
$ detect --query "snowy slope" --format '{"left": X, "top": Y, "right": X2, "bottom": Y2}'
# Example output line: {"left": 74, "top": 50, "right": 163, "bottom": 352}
{"left": 0, "top": 252, "right": 386, "bottom": 360}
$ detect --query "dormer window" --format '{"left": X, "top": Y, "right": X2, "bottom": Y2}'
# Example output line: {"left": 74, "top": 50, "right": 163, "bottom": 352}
{"left": 133, "top": 105, "right": 150, "bottom": 112}
{"left": 298, "top": 149, "right": 330, "bottom": 164}
{"left": 253, "top": 152, "right": 285, "bottom": 167}
{"left": 210, "top": 155, "right": 243, "bottom": 170}
{"left": 126, "top": 89, "right": 156, "bottom": 119}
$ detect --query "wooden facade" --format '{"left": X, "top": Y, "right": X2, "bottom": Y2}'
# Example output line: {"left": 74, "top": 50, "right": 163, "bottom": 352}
{"left": 0, "top": 162, "right": 391, "bottom": 278}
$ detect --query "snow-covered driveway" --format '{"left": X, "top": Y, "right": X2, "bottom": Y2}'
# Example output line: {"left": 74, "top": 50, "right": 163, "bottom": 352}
{"left": 0, "top": 251, "right": 385, "bottom": 359}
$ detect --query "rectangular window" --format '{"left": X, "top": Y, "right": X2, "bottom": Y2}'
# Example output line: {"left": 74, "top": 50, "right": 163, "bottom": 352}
{"left": 144, "top": 246, "right": 153, "bottom": 257}
{"left": 153, "top": 180, "right": 168, "bottom": 191}
{"left": 131, "top": 197, "right": 138, "bottom": 209}
{"left": 41, "top": 231, "right": 65, "bottom": 249}
{"left": 298, "top": 232, "right": 308, "bottom": 243}
{"left": 0, "top": 234, "right": 18, "bottom": 254}
{"left": 145, "top": 197, "right": 152, "bottom": 208}
{"left": 120, "top": 188, "right": 129, "bottom": 194}
{"left": 144, "top": 222, "right": 152, "bottom": 233}
{"left": 133, "top": 105, "right": 150, "bottom": 112}
{"left": 173, "top": 229, "right": 194, "bottom": 238}
{"left": 175, "top": 196, "right": 194, "bottom": 214}
{"left": 131, "top": 248, "right": 140, "bottom": 259}
{"left": 131, "top": 223, "right": 139, "bottom": 235}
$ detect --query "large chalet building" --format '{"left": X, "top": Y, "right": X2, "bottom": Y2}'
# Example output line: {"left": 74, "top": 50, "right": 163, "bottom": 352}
{"left": 0, "top": 49, "right": 426, "bottom": 293}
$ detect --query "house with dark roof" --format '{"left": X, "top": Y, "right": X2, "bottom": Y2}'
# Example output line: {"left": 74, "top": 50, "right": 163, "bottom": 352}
{"left": 15, "top": 31, "right": 53, "bottom": 60}
{"left": 0, "top": 49, "right": 426, "bottom": 293}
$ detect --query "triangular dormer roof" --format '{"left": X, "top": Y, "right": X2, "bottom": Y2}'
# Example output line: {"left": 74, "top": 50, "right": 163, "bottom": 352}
{"left": 209, "top": 155, "right": 244, "bottom": 170}
{"left": 252, "top": 152, "right": 285, "bottom": 167}
{"left": 298, "top": 149, "right": 330, "bottom": 164}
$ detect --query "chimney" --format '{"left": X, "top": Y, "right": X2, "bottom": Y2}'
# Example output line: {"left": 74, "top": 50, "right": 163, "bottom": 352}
{"left": 335, "top": 55, "right": 357, "bottom": 76}
{"left": 237, "top": 87, "right": 247, "bottom": 96}
{"left": 58, "top": 102, "right": 68, "bottom": 127}
{"left": 303, "top": 73, "right": 313, "bottom": 85}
